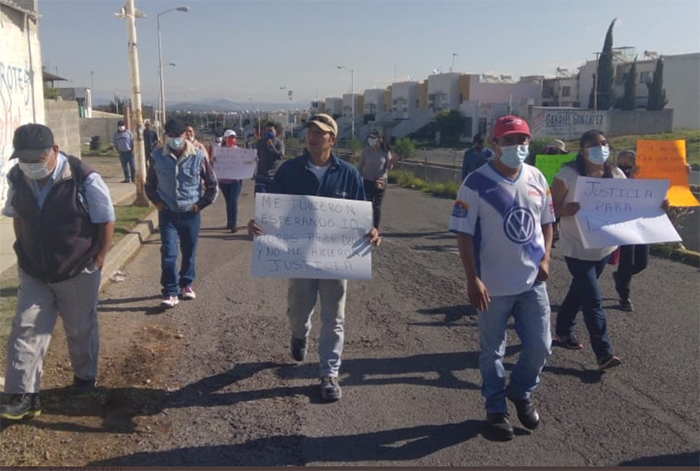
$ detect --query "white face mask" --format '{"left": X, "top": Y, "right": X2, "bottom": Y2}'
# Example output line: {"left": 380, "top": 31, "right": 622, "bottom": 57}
{"left": 118, "top": 126, "right": 126, "bottom": 132}
{"left": 585, "top": 145, "right": 610, "bottom": 165}
{"left": 368, "top": 138, "right": 378, "bottom": 147}
{"left": 499, "top": 144, "right": 529, "bottom": 169}
{"left": 167, "top": 137, "right": 185, "bottom": 149}
{"left": 20, "top": 161, "right": 53, "bottom": 180}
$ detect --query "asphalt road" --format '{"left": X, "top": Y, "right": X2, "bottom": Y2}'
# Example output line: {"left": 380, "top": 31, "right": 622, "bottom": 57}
{"left": 69, "top": 182, "right": 700, "bottom": 466}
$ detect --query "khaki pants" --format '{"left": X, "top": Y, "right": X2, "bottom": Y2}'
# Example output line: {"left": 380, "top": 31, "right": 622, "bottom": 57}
{"left": 4, "top": 266, "right": 101, "bottom": 394}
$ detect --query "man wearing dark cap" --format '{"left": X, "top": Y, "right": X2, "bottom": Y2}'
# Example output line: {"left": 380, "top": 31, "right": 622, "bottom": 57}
{"left": 112, "top": 120, "right": 135, "bottom": 183}
{"left": 461, "top": 133, "right": 494, "bottom": 181}
{"left": 254, "top": 122, "right": 285, "bottom": 194}
{"left": 145, "top": 118, "right": 218, "bottom": 309}
{"left": 449, "top": 116, "right": 554, "bottom": 441}
{"left": 248, "top": 113, "right": 381, "bottom": 402}
{"left": 1, "top": 124, "right": 116, "bottom": 420}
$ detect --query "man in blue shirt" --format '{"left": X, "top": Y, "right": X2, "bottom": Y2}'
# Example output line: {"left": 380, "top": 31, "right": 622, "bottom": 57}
{"left": 248, "top": 114, "right": 381, "bottom": 402}
{"left": 461, "top": 133, "right": 494, "bottom": 181}
{"left": 112, "top": 120, "right": 135, "bottom": 183}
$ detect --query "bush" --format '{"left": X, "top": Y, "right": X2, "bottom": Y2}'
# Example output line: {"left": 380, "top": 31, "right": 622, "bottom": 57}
{"left": 388, "top": 170, "right": 459, "bottom": 199}
{"left": 393, "top": 137, "right": 416, "bottom": 160}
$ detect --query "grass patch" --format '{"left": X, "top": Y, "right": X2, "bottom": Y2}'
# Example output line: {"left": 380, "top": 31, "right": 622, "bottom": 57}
{"left": 389, "top": 170, "right": 459, "bottom": 199}
{"left": 113, "top": 203, "right": 156, "bottom": 245}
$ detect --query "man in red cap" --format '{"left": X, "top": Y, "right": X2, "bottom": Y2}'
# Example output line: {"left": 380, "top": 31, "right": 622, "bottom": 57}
{"left": 449, "top": 115, "right": 555, "bottom": 441}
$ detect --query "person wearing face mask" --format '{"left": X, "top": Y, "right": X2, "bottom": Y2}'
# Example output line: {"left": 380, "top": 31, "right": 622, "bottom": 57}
{"left": 357, "top": 131, "right": 393, "bottom": 229}
{"left": 461, "top": 133, "right": 494, "bottom": 181}
{"left": 551, "top": 129, "right": 626, "bottom": 370}
{"left": 254, "top": 122, "right": 285, "bottom": 194}
{"left": 146, "top": 118, "right": 218, "bottom": 309}
{"left": 112, "top": 120, "right": 135, "bottom": 183}
{"left": 184, "top": 124, "right": 210, "bottom": 160}
{"left": 449, "top": 116, "right": 555, "bottom": 441}
{"left": 211, "top": 130, "right": 243, "bottom": 232}
{"left": 1, "top": 124, "right": 116, "bottom": 420}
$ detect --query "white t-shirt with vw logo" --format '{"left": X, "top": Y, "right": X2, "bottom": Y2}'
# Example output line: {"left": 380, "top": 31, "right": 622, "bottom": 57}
{"left": 450, "top": 163, "right": 555, "bottom": 297}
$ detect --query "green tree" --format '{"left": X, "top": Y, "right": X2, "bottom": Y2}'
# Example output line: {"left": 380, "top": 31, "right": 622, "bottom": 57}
{"left": 435, "top": 109, "right": 463, "bottom": 140}
{"left": 590, "top": 18, "right": 617, "bottom": 110}
{"left": 392, "top": 137, "right": 415, "bottom": 160}
{"left": 620, "top": 60, "right": 637, "bottom": 111}
{"left": 646, "top": 57, "right": 669, "bottom": 111}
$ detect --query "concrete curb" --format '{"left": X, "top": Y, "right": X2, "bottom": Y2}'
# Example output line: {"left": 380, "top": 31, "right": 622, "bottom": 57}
{"left": 100, "top": 209, "right": 159, "bottom": 291}
{"left": 650, "top": 245, "right": 700, "bottom": 267}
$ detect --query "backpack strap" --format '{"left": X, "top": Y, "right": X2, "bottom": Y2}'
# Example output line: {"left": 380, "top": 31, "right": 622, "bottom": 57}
{"left": 66, "top": 155, "right": 94, "bottom": 215}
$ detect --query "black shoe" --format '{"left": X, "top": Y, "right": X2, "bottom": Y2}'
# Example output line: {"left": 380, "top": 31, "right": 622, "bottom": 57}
{"left": 320, "top": 376, "right": 342, "bottom": 401}
{"left": 554, "top": 333, "right": 583, "bottom": 350}
{"left": 72, "top": 376, "right": 97, "bottom": 396}
{"left": 619, "top": 298, "right": 634, "bottom": 312}
{"left": 598, "top": 355, "right": 622, "bottom": 371}
{"left": 507, "top": 395, "right": 540, "bottom": 430}
{"left": 290, "top": 336, "right": 307, "bottom": 362}
{"left": 485, "top": 413, "right": 514, "bottom": 441}
{"left": 121, "top": 179, "right": 130, "bottom": 183}
{"left": 230, "top": 227, "right": 239, "bottom": 234}
{"left": 1, "top": 393, "right": 41, "bottom": 420}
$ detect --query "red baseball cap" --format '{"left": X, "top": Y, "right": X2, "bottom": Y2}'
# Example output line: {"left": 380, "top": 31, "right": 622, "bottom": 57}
{"left": 492, "top": 115, "right": 531, "bottom": 139}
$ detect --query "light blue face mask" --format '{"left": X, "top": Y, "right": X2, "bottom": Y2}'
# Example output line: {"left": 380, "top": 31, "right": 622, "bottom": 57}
{"left": 585, "top": 145, "right": 610, "bottom": 165}
{"left": 167, "top": 137, "right": 185, "bottom": 149}
{"left": 500, "top": 144, "right": 529, "bottom": 168}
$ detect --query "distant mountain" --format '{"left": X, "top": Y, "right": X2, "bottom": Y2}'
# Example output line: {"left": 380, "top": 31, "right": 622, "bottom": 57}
{"left": 167, "top": 99, "right": 305, "bottom": 113}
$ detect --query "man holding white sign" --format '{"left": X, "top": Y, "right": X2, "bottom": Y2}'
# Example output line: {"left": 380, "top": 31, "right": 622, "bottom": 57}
{"left": 249, "top": 114, "right": 380, "bottom": 402}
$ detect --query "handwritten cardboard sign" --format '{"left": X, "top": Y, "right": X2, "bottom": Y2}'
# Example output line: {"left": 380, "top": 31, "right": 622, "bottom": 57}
{"left": 635, "top": 140, "right": 699, "bottom": 207}
{"left": 573, "top": 176, "right": 681, "bottom": 249}
{"left": 535, "top": 153, "right": 577, "bottom": 186}
{"left": 211, "top": 146, "right": 257, "bottom": 180}
{"left": 251, "top": 194, "right": 373, "bottom": 280}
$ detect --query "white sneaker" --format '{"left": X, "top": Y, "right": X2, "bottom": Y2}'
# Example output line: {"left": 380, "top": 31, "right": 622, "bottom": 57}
{"left": 180, "top": 286, "right": 196, "bottom": 300}
{"left": 160, "top": 295, "right": 179, "bottom": 308}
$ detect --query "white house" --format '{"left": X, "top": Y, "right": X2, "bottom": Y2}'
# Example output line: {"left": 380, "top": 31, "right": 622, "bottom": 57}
{"left": 390, "top": 81, "right": 418, "bottom": 120}
{"left": 341, "top": 93, "right": 361, "bottom": 119}
{"left": 362, "top": 88, "right": 387, "bottom": 120}
{"left": 427, "top": 72, "right": 461, "bottom": 112}
{"left": 324, "top": 97, "right": 343, "bottom": 116}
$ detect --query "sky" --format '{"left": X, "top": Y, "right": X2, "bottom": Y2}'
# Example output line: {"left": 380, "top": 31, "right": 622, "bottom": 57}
{"left": 38, "top": 0, "right": 700, "bottom": 106}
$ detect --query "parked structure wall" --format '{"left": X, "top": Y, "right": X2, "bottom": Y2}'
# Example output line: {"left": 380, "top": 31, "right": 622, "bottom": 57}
{"left": 44, "top": 99, "right": 81, "bottom": 158}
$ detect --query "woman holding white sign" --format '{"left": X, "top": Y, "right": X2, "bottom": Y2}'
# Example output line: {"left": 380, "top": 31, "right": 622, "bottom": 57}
{"left": 551, "top": 129, "right": 625, "bottom": 371}
{"left": 211, "top": 130, "right": 243, "bottom": 233}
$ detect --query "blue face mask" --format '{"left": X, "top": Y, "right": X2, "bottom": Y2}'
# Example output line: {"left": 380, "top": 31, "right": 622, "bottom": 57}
{"left": 167, "top": 137, "right": 185, "bottom": 149}
{"left": 585, "top": 145, "right": 610, "bottom": 165}
{"left": 500, "top": 144, "right": 529, "bottom": 168}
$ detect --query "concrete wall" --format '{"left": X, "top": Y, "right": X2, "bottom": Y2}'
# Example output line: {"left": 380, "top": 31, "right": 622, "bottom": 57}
{"left": 427, "top": 72, "right": 460, "bottom": 111}
{"left": 469, "top": 75, "right": 542, "bottom": 107}
{"left": 44, "top": 99, "right": 81, "bottom": 158}
{"left": 1, "top": 0, "right": 44, "bottom": 210}
{"left": 664, "top": 53, "right": 700, "bottom": 130}
{"left": 607, "top": 109, "right": 673, "bottom": 136}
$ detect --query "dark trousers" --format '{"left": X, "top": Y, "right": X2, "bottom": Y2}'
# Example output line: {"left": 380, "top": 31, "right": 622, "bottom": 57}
{"left": 614, "top": 244, "right": 649, "bottom": 299}
{"left": 363, "top": 179, "right": 386, "bottom": 229}
{"left": 219, "top": 180, "right": 243, "bottom": 228}
{"left": 119, "top": 151, "right": 135, "bottom": 181}
{"left": 254, "top": 174, "right": 273, "bottom": 194}
{"left": 555, "top": 255, "right": 613, "bottom": 362}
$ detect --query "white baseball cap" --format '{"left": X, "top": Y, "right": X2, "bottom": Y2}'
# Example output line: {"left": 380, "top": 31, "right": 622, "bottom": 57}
{"left": 223, "top": 129, "right": 236, "bottom": 138}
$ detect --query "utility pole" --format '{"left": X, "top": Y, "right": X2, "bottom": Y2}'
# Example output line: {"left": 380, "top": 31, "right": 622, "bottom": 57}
{"left": 123, "top": 0, "right": 149, "bottom": 206}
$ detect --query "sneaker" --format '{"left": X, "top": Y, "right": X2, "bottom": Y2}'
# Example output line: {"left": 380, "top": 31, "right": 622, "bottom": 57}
{"left": 72, "top": 376, "right": 97, "bottom": 396}
{"left": 180, "top": 286, "right": 196, "bottom": 300}
{"left": 507, "top": 395, "right": 540, "bottom": 430}
{"left": 320, "top": 376, "right": 342, "bottom": 401}
{"left": 0, "top": 393, "right": 41, "bottom": 420}
{"left": 160, "top": 295, "right": 179, "bottom": 309}
{"left": 290, "top": 336, "right": 307, "bottom": 362}
{"left": 619, "top": 298, "right": 634, "bottom": 312}
{"left": 554, "top": 333, "right": 583, "bottom": 350}
{"left": 598, "top": 355, "right": 622, "bottom": 371}
{"left": 485, "top": 413, "right": 514, "bottom": 441}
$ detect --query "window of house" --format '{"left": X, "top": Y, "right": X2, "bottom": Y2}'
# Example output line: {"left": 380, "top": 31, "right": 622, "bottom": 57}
{"left": 562, "top": 86, "right": 571, "bottom": 97}
{"left": 640, "top": 71, "right": 650, "bottom": 84}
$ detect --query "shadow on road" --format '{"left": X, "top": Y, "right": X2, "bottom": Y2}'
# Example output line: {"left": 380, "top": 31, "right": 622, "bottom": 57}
{"left": 618, "top": 450, "right": 700, "bottom": 466}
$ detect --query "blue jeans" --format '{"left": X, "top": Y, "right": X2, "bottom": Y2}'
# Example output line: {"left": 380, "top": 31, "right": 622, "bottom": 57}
{"left": 159, "top": 210, "right": 201, "bottom": 297}
{"left": 478, "top": 282, "right": 551, "bottom": 414}
{"left": 555, "top": 256, "right": 612, "bottom": 362}
{"left": 219, "top": 180, "right": 243, "bottom": 228}
{"left": 119, "top": 151, "right": 135, "bottom": 181}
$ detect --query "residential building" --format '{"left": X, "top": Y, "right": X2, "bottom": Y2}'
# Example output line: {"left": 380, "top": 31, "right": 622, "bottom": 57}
{"left": 324, "top": 97, "right": 343, "bottom": 117}
{"left": 427, "top": 72, "right": 461, "bottom": 112}
{"left": 362, "top": 88, "right": 387, "bottom": 120}
{"left": 390, "top": 81, "right": 418, "bottom": 120}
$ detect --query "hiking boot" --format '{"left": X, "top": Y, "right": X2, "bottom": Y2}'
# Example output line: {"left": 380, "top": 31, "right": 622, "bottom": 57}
{"left": 1, "top": 393, "right": 41, "bottom": 420}
{"left": 320, "top": 376, "right": 342, "bottom": 401}
{"left": 160, "top": 295, "right": 179, "bottom": 309}
{"left": 485, "top": 413, "right": 514, "bottom": 441}
{"left": 554, "top": 333, "right": 583, "bottom": 350}
{"left": 598, "top": 355, "right": 622, "bottom": 371}
{"left": 71, "top": 376, "right": 97, "bottom": 397}
{"left": 507, "top": 395, "right": 540, "bottom": 430}
{"left": 619, "top": 298, "right": 634, "bottom": 312}
{"left": 290, "top": 336, "right": 307, "bottom": 362}
{"left": 180, "top": 286, "right": 196, "bottom": 300}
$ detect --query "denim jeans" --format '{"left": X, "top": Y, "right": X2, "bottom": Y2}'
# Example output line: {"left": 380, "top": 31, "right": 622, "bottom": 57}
{"left": 119, "top": 151, "right": 135, "bottom": 181}
{"left": 615, "top": 244, "right": 649, "bottom": 299}
{"left": 478, "top": 282, "right": 551, "bottom": 414}
{"left": 219, "top": 180, "right": 243, "bottom": 228}
{"left": 363, "top": 179, "right": 386, "bottom": 229}
{"left": 159, "top": 209, "right": 201, "bottom": 297}
{"left": 556, "top": 256, "right": 612, "bottom": 362}
{"left": 287, "top": 278, "right": 347, "bottom": 377}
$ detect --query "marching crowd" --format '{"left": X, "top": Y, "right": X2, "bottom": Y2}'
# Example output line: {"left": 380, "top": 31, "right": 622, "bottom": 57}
{"left": 0, "top": 112, "right": 679, "bottom": 442}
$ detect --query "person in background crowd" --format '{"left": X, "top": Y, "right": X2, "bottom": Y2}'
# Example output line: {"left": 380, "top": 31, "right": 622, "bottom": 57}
{"left": 461, "top": 133, "right": 494, "bottom": 181}
{"left": 358, "top": 130, "right": 392, "bottom": 229}
{"left": 1, "top": 124, "right": 115, "bottom": 420}
{"left": 211, "top": 130, "right": 243, "bottom": 233}
{"left": 146, "top": 119, "right": 218, "bottom": 309}
{"left": 112, "top": 120, "right": 135, "bottom": 183}
{"left": 185, "top": 124, "right": 210, "bottom": 160}
{"left": 143, "top": 121, "right": 159, "bottom": 164}
{"left": 254, "top": 122, "right": 285, "bottom": 193}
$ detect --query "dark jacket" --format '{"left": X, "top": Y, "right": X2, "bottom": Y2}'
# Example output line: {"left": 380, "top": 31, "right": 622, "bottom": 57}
{"left": 270, "top": 151, "right": 366, "bottom": 201}
{"left": 255, "top": 137, "right": 285, "bottom": 177}
{"left": 8, "top": 156, "right": 99, "bottom": 283}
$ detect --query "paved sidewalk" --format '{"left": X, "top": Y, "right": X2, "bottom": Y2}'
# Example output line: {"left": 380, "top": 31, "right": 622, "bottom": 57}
{"left": 0, "top": 156, "right": 138, "bottom": 277}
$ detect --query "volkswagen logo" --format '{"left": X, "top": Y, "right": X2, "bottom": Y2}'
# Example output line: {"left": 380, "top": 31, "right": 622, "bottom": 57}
{"left": 503, "top": 206, "right": 536, "bottom": 244}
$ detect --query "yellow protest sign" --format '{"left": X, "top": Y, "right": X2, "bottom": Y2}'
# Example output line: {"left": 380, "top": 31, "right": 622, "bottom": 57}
{"left": 635, "top": 140, "right": 699, "bottom": 207}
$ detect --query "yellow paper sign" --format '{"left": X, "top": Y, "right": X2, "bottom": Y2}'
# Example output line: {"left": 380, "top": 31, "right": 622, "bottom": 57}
{"left": 635, "top": 140, "right": 699, "bottom": 207}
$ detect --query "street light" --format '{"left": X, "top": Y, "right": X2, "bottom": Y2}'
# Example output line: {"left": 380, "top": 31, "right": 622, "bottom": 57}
{"left": 337, "top": 65, "right": 354, "bottom": 139}
{"left": 157, "top": 6, "right": 188, "bottom": 129}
